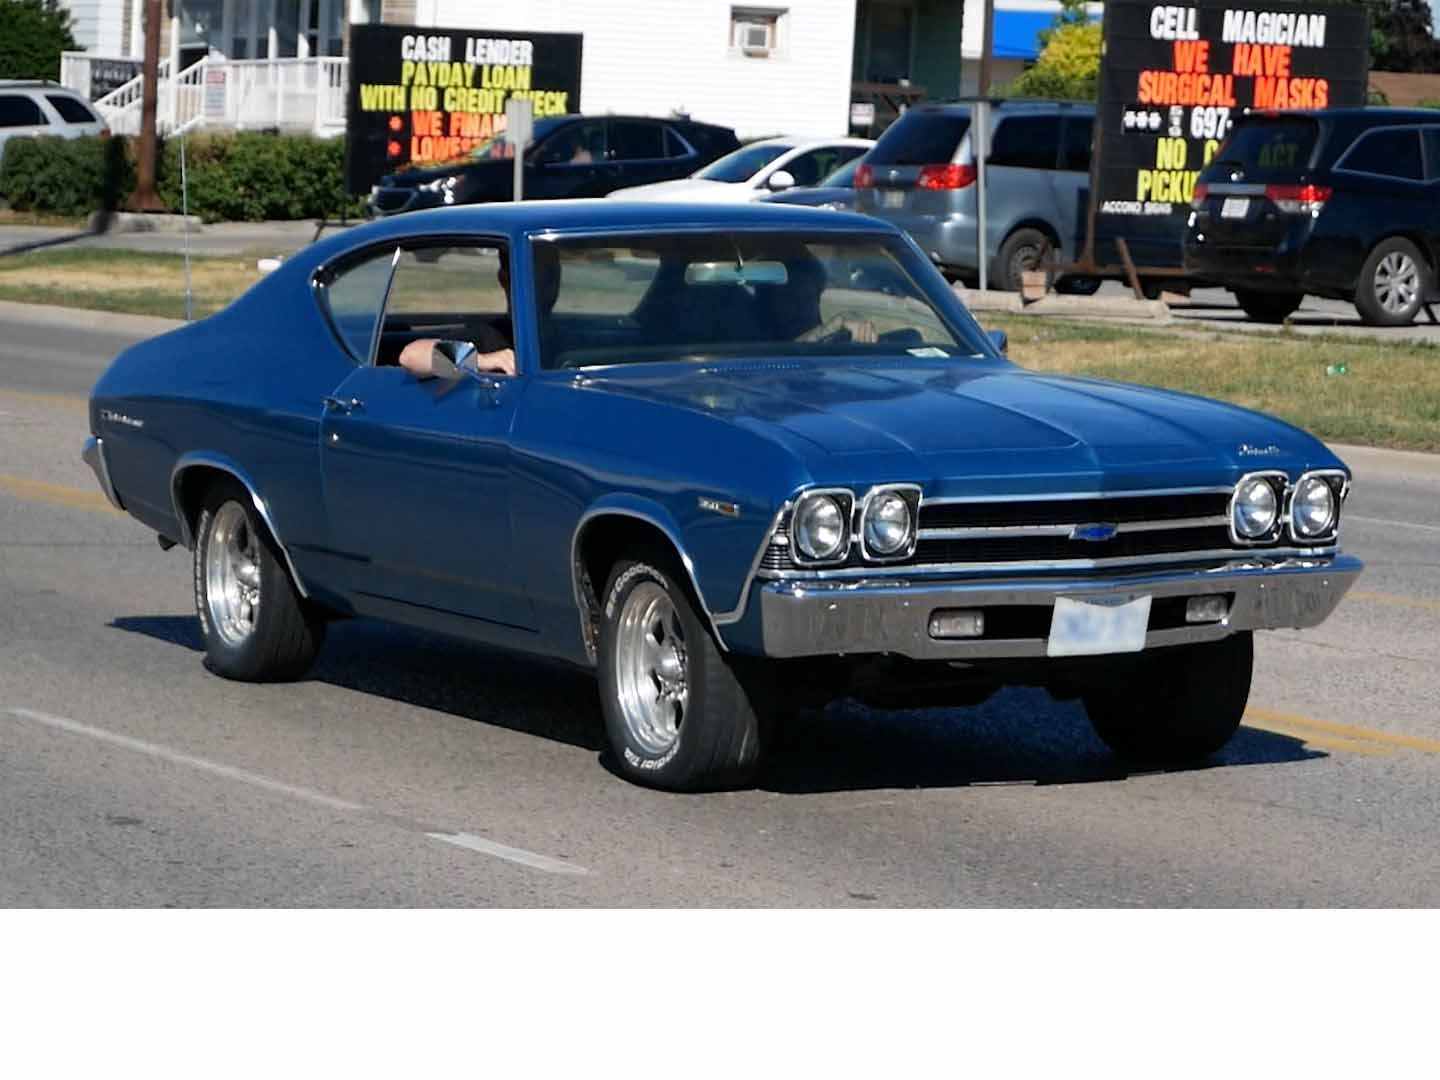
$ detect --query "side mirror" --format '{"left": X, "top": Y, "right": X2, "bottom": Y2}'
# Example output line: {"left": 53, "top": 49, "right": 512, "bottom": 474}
{"left": 987, "top": 329, "right": 1008, "bottom": 355}
{"left": 256, "top": 256, "right": 283, "bottom": 275}
{"left": 425, "top": 340, "right": 478, "bottom": 380}
{"left": 766, "top": 169, "right": 796, "bottom": 192}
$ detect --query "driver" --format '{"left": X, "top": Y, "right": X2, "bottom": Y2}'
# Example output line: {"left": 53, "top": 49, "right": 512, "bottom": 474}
{"left": 768, "top": 257, "right": 879, "bottom": 345}
{"left": 399, "top": 245, "right": 562, "bottom": 378}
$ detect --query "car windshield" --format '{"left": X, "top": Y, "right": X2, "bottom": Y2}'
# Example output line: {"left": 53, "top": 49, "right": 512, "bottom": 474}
{"left": 695, "top": 143, "right": 793, "bottom": 182}
{"left": 1207, "top": 119, "right": 1319, "bottom": 178}
{"left": 466, "top": 117, "right": 572, "bottom": 161}
{"left": 534, "top": 231, "right": 984, "bottom": 370}
{"left": 818, "top": 156, "right": 862, "bottom": 188}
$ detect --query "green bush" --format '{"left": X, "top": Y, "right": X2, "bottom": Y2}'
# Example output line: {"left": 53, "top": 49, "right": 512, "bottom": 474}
{"left": 0, "top": 0, "right": 78, "bottom": 80}
{"left": 0, "top": 131, "right": 361, "bottom": 221}
{"left": 0, "top": 134, "right": 132, "bottom": 216}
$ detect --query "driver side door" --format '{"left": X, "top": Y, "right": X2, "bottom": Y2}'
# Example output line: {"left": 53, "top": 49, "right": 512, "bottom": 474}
{"left": 319, "top": 240, "right": 532, "bottom": 631}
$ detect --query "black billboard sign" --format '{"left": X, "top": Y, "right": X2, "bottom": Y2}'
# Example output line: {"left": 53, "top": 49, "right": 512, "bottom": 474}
{"left": 1092, "top": 0, "right": 1369, "bottom": 264}
{"left": 345, "top": 24, "right": 583, "bottom": 194}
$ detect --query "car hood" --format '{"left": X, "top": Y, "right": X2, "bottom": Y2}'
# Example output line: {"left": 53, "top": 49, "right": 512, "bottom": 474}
{"left": 606, "top": 178, "right": 758, "bottom": 202}
{"left": 580, "top": 358, "right": 1341, "bottom": 496}
{"left": 379, "top": 159, "right": 503, "bottom": 187}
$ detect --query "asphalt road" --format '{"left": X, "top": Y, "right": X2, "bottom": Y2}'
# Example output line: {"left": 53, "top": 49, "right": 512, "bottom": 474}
{"left": 2, "top": 308, "right": 1439, "bottom": 906}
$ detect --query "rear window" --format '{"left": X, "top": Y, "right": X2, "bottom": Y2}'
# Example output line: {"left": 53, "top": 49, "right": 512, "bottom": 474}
{"left": 868, "top": 111, "right": 970, "bottom": 166}
{"left": 46, "top": 94, "right": 99, "bottom": 124}
{"left": 0, "top": 94, "right": 47, "bottom": 128}
{"left": 696, "top": 143, "right": 792, "bottom": 182}
{"left": 1207, "top": 119, "right": 1318, "bottom": 178}
{"left": 1339, "top": 127, "right": 1424, "bottom": 181}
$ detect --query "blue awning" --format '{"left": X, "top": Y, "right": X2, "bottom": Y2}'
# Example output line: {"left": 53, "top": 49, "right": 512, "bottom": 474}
{"left": 993, "top": 10, "right": 1090, "bottom": 60}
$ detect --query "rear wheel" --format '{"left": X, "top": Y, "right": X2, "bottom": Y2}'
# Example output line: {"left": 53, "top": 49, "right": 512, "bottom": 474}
{"left": 193, "top": 480, "right": 324, "bottom": 681}
{"left": 994, "top": 227, "right": 1054, "bottom": 292}
{"left": 1083, "top": 632, "right": 1253, "bottom": 763}
{"left": 598, "top": 553, "right": 768, "bottom": 791}
{"left": 1234, "top": 289, "right": 1304, "bottom": 323}
{"left": 1355, "top": 237, "right": 1428, "bottom": 326}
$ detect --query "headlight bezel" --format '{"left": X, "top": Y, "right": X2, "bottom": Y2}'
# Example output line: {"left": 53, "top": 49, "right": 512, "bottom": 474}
{"left": 789, "top": 489, "right": 855, "bottom": 566}
{"left": 1228, "top": 470, "right": 1286, "bottom": 545}
{"left": 858, "top": 483, "right": 922, "bottom": 562}
{"left": 418, "top": 175, "right": 461, "bottom": 194}
{"left": 1288, "top": 469, "right": 1348, "bottom": 543}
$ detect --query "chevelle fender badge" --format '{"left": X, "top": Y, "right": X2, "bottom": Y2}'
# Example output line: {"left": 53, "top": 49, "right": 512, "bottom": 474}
{"left": 100, "top": 409, "right": 144, "bottom": 429}
{"left": 697, "top": 496, "right": 740, "bottom": 518}
{"left": 1238, "top": 442, "right": 1282, "bottom": 457}
{"left": 1070, "top": 523, "right": 1119, "bottom": 542}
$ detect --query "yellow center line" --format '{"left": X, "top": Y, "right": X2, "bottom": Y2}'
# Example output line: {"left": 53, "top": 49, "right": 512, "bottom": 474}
{"left": 0, "top": 388, "right": 89, "bottom": 411}
{"left": 1347, "top": 590, "right": 1440, "bottom": 615}
{"left": 1242, "top": 717, "right": 1395, "bottom": 757}
{"left": 0, "top": 473, "right": 121, "bottom": 516}
{"left": 1246, "top": 707, "right": 1440, "bottom": 756}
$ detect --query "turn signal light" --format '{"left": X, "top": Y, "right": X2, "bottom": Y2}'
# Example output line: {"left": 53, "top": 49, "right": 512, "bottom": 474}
{"left": 1265, "top": 184, "right": 1331, "bottom": 214}
{"left": 855, "top": 164, "right": 874, "bottom": 188}
{"left": 929, "top": 609, "right": 985, "bottom": 639}
{"left": 917, "top": 164, "right": 977, "bottom": 190}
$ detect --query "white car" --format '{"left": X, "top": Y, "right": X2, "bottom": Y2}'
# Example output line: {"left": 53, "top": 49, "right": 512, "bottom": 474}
{"left": 606, "top": 136, "right": 874, "bottom": 203}
{"left": 0, "top": 81, "right": 108, "bottom": 156}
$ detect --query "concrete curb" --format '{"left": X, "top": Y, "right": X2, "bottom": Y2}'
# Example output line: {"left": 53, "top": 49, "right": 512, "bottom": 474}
{"left": 954, "top": 286, "right": 1172, "bottom": 321}
{"left": 86, "top": 211, "right": 205, "bottom": 234}
{"left": 1328, "top": 441, "right": 1440, "bottom": 476}
{"left": 0, "top": 299, "right": 183, "bottom": 337}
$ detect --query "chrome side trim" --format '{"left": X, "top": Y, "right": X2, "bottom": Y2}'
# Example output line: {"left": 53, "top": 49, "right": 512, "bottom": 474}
{"left": 754, "top": 544, "right": 1337, "bottom": 581}
{"left": 917, "top": 515, "right": 1229, "bottom": 541}
{"left": 919, "top": 485, "right": 1233, "bottom": 505}
{"left": 712, "top": 503, "right": 790, "bottom": 627}
{"left": 81, "top": 436, "right": 124, "bottom": 511}
{"left": 169, "top": 454, "right": 310, "bottom": 599}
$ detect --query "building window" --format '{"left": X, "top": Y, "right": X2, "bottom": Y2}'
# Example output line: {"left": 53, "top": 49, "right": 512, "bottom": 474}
{"left": 731, "top": 7, "right": 785, "bottom": 58}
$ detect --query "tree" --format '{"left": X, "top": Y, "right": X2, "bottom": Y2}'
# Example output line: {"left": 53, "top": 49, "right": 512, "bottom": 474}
{"left": 0, "top": 0, "right": 78, "bottom": 81}
{"left": 1365, "top": 0, "right": 1440, "bottom": 72}
{"left": 1004, "top": 21, "right": 1103, "bottom": 101}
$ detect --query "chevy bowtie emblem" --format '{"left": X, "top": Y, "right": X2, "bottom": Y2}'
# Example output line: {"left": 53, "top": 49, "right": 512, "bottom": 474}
{"left": 1070, "top": 523, "right": 1119, "bottom": 542}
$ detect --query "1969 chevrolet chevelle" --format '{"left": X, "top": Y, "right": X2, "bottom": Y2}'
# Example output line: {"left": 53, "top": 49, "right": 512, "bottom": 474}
{"left": 83, "top": 202, "right": 1361, "bottom": 790}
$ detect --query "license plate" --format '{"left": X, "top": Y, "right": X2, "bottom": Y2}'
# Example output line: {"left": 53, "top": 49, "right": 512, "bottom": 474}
{"left": 880, "top": 189, "right": 905, "bottom": 208}
{"left": 1046, "top": 594, "right": 1152, "bottom": 658}
{"left": 1220, "top": 196, "right": 1249, "bottom": 219}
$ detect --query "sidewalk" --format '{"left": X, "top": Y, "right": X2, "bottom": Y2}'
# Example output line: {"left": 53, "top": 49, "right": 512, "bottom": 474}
{"left": 0, "top": 219, "right": 357, "bottom": 259}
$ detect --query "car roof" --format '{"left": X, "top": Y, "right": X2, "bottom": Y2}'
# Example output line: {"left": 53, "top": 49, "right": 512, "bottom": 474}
{"left": 301, "top": 200, "right": 899, "bottom": 267}
{"left": 746, "top": 135, "right": 875, "bottom": 148}
{"left": 0, "top": 80, "right": 70, "bottom": 90}
{"left": 904, "top": 100, "right": 1095, "bottom": 116}
{"left": 1239, "top": 107, "right": 1440, "bottom": 125}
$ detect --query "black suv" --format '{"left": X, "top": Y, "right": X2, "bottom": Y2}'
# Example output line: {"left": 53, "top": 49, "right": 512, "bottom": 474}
{"left": 369, "top": 114, "right": 738, "bottom": 216}
{"left": 1185, "top": 108, "right": 1440, "bottom": 326}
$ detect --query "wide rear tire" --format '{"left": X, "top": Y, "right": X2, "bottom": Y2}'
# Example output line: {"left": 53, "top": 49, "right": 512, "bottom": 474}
{"left": 598, "top": 553, "right": 768, "bottom": 791}
{"left": 1083, "top": 632, "right": 1253, "bottom": 763}
{"left": 193, "top": 480, "right": 324, "bottom": 682}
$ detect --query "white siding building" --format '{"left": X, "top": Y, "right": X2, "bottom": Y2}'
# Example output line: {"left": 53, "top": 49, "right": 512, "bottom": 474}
{"left": 415, "top": 0, "right": 861, "bottom": 139}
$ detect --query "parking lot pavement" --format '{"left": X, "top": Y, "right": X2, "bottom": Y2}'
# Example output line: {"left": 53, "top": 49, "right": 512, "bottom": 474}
{"left": 3, "top": 308, "right": 1440, "bottom": 906}
{"left": 1094, "top": 282, "right": 1440, "bottom": 344}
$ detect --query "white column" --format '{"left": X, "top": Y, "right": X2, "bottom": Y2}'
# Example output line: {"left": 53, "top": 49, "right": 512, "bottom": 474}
{"left": 267, "top": 0, "right": 278, "bottom": 58}
{"left": 130, "top": 0, "right": 145, "bottom": 57}
{"left": 298, "top": 0, "right": 312, "bottom": 58}
{"left": 222, "top": 0, "right": 234, "bottom": 58}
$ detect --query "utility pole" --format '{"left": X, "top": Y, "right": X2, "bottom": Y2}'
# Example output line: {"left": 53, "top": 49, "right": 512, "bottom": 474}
{"left": 128, "top": 0, "right": 166, "bottom": 211}
{"left": 975, "top": 0, "right": 996, "bottom": 290}
{"left": 977, "top": 0, "right": 995, "bottom": 96}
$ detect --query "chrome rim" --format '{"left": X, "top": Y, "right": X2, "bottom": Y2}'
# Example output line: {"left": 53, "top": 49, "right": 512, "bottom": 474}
{"left": 613, "top": 581, "right": 688, "bottom": 757}
{"left": 205, "top": 502, "right": 262, "bottom": 647}
{"left": 1374, "top": 252, "right": 1420, "bottom": 315}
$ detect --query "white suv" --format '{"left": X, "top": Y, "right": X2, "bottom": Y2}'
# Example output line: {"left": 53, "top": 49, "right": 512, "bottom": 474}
{"left": 0, "top": 81, "right": 108, "bottom": 157}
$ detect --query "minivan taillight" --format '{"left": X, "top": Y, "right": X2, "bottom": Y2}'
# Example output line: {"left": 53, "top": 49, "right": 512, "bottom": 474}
{"left": 854, "top": 164, "right": 874, "bottom": 189}
{"left": 917, "top": 163, "right": 976, "bottom": 190}
{"left": 1265, "top": 183, "right": 1331, "bottom": 214}
{"left": 1190, "top": 182, "right": 1209, "bottom": 210}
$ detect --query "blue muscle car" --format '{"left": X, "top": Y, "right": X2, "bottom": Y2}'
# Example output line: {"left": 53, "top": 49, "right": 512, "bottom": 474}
{"left": 83, "top": 201, "right": 1362, "bottom": 790}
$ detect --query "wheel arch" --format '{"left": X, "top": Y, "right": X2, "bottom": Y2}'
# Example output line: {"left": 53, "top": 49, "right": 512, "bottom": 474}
{"left": 1366, "top": 229, "right": 1434, "bottom": 272}
{"left": 170, "top": 452, "right": 310, "bottom": 599}
{"left": 571, "top": 501, "right": 718, "bottom": 666}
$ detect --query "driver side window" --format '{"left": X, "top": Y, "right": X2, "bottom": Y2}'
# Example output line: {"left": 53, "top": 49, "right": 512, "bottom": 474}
{"left": 320, "top": 246, "right": 399, "bottom": 364}
{"left": 376, "top": 242, "right": 512, "bottom": 367}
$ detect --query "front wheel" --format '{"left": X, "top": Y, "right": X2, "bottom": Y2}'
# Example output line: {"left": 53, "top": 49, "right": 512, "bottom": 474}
{"left": 193, "top": 481, "right": 324, "bottom": 681}
{"left": 994, "top": 227, "right": 1054, "bottom": 292}
{"left": 1234, "top": 289, "right": 1304, "bottom": 323}
{"left": 1083, "top": 632, "right": 1253, "bottom": 763}
{"left": 1355, "top": 237, "right": 1429, "bottom": 326}
{"left": 598, "top": 554, "right": 768, "bottom": 791}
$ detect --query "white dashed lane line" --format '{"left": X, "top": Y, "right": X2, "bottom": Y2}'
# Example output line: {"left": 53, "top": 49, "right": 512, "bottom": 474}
{"left": 2, "top": 707, "right": 590, "bottom": 877}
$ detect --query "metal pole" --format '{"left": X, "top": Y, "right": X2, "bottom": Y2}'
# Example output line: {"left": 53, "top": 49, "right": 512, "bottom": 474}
{"left": 513, "top": 142, "right": 524, "bottom": 202}
{"left": 975, "top": 100, "right": 988, "bottom": 291}
{"left": 180, "top": 131, "right": 193, "bottom": 321}
{"left": 127, "top": 0, "right": 166, "bottom": 211}
{"left": 978, "top": 0, "right": 995, "bottom": 97}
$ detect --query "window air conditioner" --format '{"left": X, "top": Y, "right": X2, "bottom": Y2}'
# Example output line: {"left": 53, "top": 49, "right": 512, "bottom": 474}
{"left": 740, "top": 22, "right": 772, "bottom": 55}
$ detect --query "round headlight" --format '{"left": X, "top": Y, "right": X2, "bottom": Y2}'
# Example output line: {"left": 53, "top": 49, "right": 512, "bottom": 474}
{"left": 794, "top": 495, "right": 848, "bottom": 561}
{"left": 863, "top": 491, "right": 912, "bottom": 556}
{"left": 1292, "top": 476, "right": 1337, "bottom": 538}
{"left": 1233, "top": 476, "right": 1279, "bottom": 539}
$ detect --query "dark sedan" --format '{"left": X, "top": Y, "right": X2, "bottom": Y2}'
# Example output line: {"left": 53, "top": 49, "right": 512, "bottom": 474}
{"left": 368, "top": 114, "right": 738, "bottom": 215}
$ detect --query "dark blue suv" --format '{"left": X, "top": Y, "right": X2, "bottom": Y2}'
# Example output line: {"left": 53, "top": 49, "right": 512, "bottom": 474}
{"left": 1185, "top": 108, "right": 1440, "bottom": 326}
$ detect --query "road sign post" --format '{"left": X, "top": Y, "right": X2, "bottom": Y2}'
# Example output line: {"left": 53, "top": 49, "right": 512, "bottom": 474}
{"left": 505, "top": 97, "right": 535, "bottom": 203}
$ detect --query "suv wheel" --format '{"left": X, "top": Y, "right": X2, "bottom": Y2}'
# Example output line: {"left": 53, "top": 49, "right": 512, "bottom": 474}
{"left": 994, "top": 228, "right": 1054, "bottom": 292}
{"left": 1356, "top": 237, "right": 1429, "bottom": 326}
{"left": 1234, "top": 290, "right": 1304, "bottom": 324}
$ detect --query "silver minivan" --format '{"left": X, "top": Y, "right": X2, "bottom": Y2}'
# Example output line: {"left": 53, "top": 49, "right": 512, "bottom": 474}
{"left": 856, "top": 101, "right": 1095, "bottom": 291}
{"left": 0, "top": 81, "right": 108, "bottom": 157}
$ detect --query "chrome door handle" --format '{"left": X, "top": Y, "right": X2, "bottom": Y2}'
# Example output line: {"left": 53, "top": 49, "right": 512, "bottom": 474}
{"left": 322, "top": 396, "right": 364, "bottom": 414}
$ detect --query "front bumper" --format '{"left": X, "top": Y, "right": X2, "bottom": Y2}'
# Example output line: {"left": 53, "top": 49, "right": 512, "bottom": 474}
{"left": 757, "top": 555, "right": 1362, "bottom": 661}
{"left": 81, "top": 435, "right": 123, "bottom": 510}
